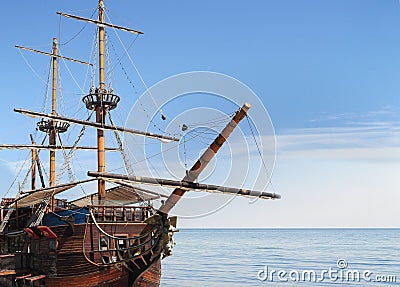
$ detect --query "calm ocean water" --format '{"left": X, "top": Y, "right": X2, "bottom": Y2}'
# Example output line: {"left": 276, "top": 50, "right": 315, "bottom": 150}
{"left": 160, "top": 229, "right": 400, "bottom": 286}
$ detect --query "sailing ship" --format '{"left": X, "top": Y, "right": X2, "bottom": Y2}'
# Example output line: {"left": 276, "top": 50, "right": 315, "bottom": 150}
{"left": 0, "top": 1, "right": 280, "bottom": 286}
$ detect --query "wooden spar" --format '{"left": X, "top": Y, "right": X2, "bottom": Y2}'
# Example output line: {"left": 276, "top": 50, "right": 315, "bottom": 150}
{"left": 30, "top": 137, "right": 37, "bottom": 190}
{"left": 87, "top": 171, "right": 281, "bottom": 200}
{"left": 97, "top": 0, "right": 106, "bottom": 204}
{"left": 21, "top": 179, "right": 96, "bottom": 195}
{"left": 56, "top": 12, "right": 144, "bottom": 35}
{"left": 49, "top": 38, "right": 57, "bottom": 211}
{"left": 162, "top": 102, "right": 250, "bottom": 213}
{"left": 15, "top": 45, "right": 92, "bottom": 66}
{"left": 9, "top": 179, "right": 97, "bottom": 208}
{"left": 14, "top": 108, "right": 179, "bottom": 142}
{"left": 0, "top": 144, "right": 120, "bottom": 151}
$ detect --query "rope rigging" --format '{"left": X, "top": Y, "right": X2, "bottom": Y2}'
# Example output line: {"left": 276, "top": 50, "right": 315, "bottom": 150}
{"left": 41, "top": 58, "right": 52, "bottom": 114}
{"left": 130, "top": 111, "right": 239, "bottom": 168}
{"left": 105, "top": 32, "right": 113, "bottom": 89}
{"left": 58, "top": 8, "right": 97, "bottom": 46}
{"left": 57, "top": 58, "right": 66, "bottom": 116}
{"left": 20, "top": 135, "right": 48, "bottom": 191}
{"left": 106, "top": 111, "right": 134, "bottom": 176}
{"left": 57, "top": 134, "right": 77, "bottom": 184}
{"left": 57, "top": 133, "right": 90, "bottom": 204}
{"left": 245, "top": 115, "right": 275, "bottom": 192}
{"left": 59, "top": 50, "right": 86, "bottom": 94}
{"left": 18, "top": 49, "right": 49, "bottom": 85}
{"left": 56, "top": 110, "right": 94, "bottom": 183}
{"left": 106, "top": 28, "right": 176, "bottom": 137}
{"left": 104, "top": 10, "right": 167, "bottom": 122}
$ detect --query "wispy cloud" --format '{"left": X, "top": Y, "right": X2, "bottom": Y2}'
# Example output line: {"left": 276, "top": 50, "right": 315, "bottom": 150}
{"left": 310, "top": 106, "right": 397, "bottom": 124}
{"left": 277, "top": 121, "right": 400, "bottom": 162}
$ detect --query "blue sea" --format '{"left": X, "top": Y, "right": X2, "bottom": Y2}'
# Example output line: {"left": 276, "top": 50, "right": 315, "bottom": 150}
{"left": 160, "top": 229, "right": 400, "bottom": 286}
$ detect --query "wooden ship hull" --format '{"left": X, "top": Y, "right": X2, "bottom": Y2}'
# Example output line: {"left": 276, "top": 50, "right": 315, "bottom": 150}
{"left": 0, "top": 0, "right": 176, "bottom": 285}
{"left": 0, "top": 205, "right": 173, "bottom": 287}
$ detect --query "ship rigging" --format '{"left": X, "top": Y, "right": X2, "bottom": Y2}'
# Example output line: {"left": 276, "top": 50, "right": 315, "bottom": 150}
{"left": 0, "top": 1, "right": 280, "bottom": 286}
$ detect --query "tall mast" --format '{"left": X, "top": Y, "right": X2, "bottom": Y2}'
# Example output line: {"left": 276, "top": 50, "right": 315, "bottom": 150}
{"left": 49, "top": 38, "right": 58, "bottom": 211}
{"left": 20, "top": 38, "right": 71, "bottom": 210}
{"left": 31, "top": 139, "right": 37, "bottom": 190}
{"left": 49, "top": 3, "right": 146, "bottom": 204}
{"left": 16, "top": 38, "right": 91, "bottom": 205}
{"left": 97, "top": 0, "right": 106, "bottom": 203}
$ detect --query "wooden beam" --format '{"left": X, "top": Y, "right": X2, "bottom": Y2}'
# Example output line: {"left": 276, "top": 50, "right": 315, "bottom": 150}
{"left": 87, "top": 171, "right": 281, "bottom": 200}
{"left": 14, "top": 108, "right": 179, "bottom": 142}
{"left": 15, "top": 45, "right": 92, "bottom": 66}
{"left": 0, "top": 144, "right": 120, "bottom": 151}
{"left": 57, "top": 12, "right": 144, "bottom": 35}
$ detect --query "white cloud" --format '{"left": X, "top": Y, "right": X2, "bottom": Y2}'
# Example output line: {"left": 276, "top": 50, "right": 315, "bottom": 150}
{"left": 277, "top": 122, "right": 400, "bottom": 161}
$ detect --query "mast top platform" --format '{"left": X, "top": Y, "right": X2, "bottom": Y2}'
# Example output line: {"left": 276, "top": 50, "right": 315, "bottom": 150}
{"left": 82, "top": 88, "right": 120, "bottom": 111}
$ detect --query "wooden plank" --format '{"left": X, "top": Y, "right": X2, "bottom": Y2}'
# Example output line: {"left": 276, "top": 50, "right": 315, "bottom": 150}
{"left": 0, "top": 270, "right": 16, "bottom": 276}
{"left": 25, "top": 274, "right": 46, "bottom": 282}
{"left": 15, "top": 273, "right": 32, "bottom": 280}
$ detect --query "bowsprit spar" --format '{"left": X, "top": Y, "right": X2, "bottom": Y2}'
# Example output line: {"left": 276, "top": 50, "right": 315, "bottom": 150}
{"left": 0, "top": 1, "right": 280, "bottom": 286}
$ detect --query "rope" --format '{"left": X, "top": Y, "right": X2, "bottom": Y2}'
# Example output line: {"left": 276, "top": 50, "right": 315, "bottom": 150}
{"left": 57, "top": 110, "right": 94, "bottom": 182}
{"left": 82, "top": 214, "right": 163, "bottom": 269}
{"left": 108, "top": 34, "right": 139, "bottom": 75}
{"left": 104, "top": 12, "right": 180, "bottom": 138}
{"left": 26, "top": 199, "right": 50, "bottom": 227}
{"left": 0, "top": 185, "right": 26, "bottom": 232}
{"left": 89, "top": 209, "right": 160, "bottom": 240}
{"left": 130, "top": 115, "right": 234, "bottom": 167}
{"left": 59, "top": 50, "right": 85, "bottom": 94}
{"left": 246, "top": 115, "right": 274, "bottom": 190}
{"left": 37, "top": 153, "right": 49, "bottom": 185}
{"left": 57, "top": 134, "right": 76, "bottom": 183}
{"left": 104, "top": 10, "right": 162, "bottom": 118}
{"left": 106, "top": 111, "right": 135, "bottom": 177}
{"left": 57, "top": 58, "right": 66, "bottom": 116}
{"left": 41, "top": 58, "right": 52, "bottom": 114}
{"left": 20, "top": 135, "right": 48, "bottom": 191}
{"left": 18, "top": 49, "right": 48, "bottom": 85}
{"left": 4, "top": 152, "right": 30, "bottom": 199}
{"left": 90, "top": 28, "right": 99, "bottom": 89}
{"left": 105, "top": 32, "right": 113, "bottom": 88}
{"left": 183, "top": 135, "right": 188, "bottom": 170}
{"left": 106, "top": 31, "right": 167, "bottom": 134}
{"left": 57, "top": 134, "right": 90, "bottom": 204}
{"left": 59, "top": 9, "right": 97, "bottom": 46}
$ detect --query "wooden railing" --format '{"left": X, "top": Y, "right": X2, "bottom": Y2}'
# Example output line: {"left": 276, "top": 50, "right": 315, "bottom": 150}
{"left": 91, "top": 205, "right": 153, "bottom": 222}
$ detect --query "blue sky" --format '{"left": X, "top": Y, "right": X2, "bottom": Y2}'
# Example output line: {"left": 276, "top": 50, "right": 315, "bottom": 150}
{"left": 0, "top": 0, "right": 399, "bottom": 227}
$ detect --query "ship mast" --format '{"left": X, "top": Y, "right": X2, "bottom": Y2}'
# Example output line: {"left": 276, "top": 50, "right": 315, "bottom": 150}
{"left": 21, "top": 1, "right": 160, "bottom": 207}
{"left": 16, "top": 38, "right": 92, "bottom": 210}
{"left": 31, "top": 139, "right": 37, "bottom": 190}
{"left": 97, "top": 0, "right": 106, "bottom": 203}
{"left": 49, "top": 38, "right": 58, "bottom": 210}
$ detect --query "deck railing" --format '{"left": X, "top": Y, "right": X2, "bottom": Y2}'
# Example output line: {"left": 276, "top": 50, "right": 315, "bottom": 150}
{"left": 91, "top": 205, "right": 153, "bottom": 223}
